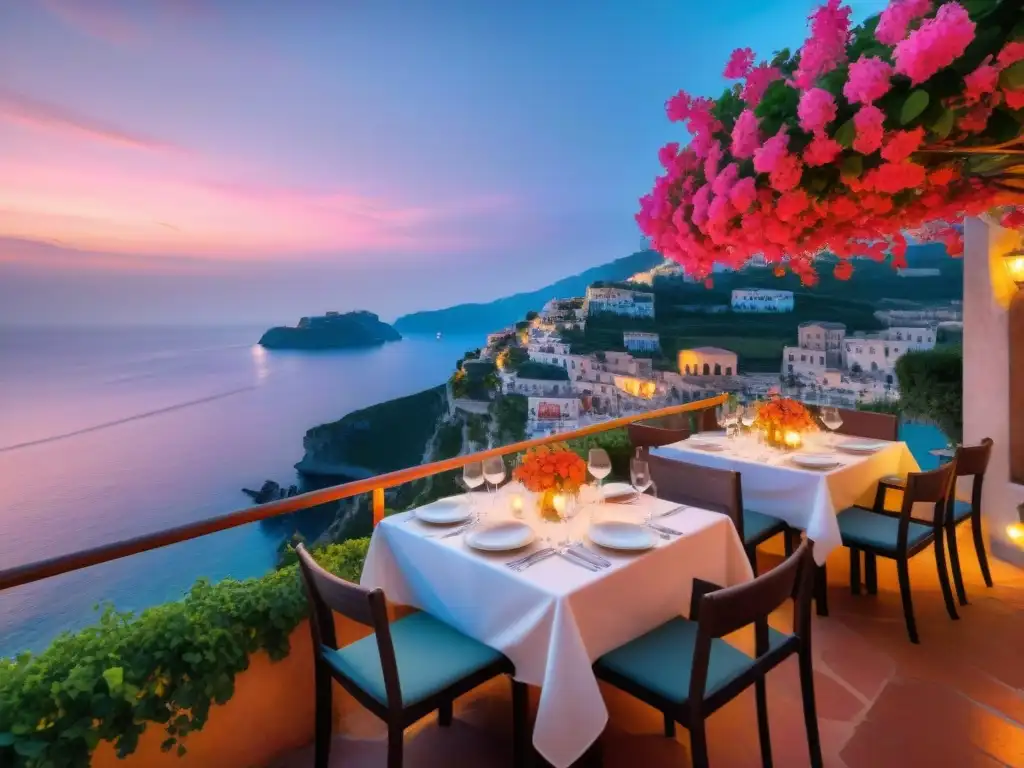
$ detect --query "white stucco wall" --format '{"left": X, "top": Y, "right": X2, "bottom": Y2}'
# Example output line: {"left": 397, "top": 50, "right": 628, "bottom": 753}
{"left": 963, "top": 215, "right": 1024, "bottom": 566}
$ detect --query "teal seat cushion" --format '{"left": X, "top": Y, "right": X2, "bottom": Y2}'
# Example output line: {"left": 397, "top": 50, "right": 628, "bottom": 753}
{"left": 952, "top": 500, "right": 973, "bottom": 522}
{"left": 743, "top": 508, "right": 786, "bottom": 544}
{"left": 323, "top": 612, "right": 503, "bottom": 707}
{"left": 596, "top": 616, "right": 791, "bottom": 705}
{"left": 837, "top": 506, "right": 933, "bottom": 553}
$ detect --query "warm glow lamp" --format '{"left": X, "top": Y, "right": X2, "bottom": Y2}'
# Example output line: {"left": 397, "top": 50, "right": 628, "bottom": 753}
{"left": 1008, "top": 503, "right": 1024, "bottom": 549}
{"left": 1004, "top": 249, "right": 1024, "bottom": 288}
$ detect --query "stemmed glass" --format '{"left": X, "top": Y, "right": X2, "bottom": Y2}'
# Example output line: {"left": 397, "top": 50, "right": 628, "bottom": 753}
{"left": 717, "top": 402, "right": 740, "bottom": 439}
{"left": 588, "top": 448, "right": 612, "bottom": 498}
{"left": 630, "top": 456, "right": 654, "bottom": 522}
{"left": 483, "top": 456, "right": 506, "bottom": 514}
{"left": 463, "top": 462, "right": 485, "bottom": 521}
{"left": 821, "top": 406, "right": 843, "bottom": 447}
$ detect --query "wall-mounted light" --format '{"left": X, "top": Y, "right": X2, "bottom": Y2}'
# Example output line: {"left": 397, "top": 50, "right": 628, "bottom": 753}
{"left": 1008, "top": 503, "right": 1024, "bottom": 548}
{"left": 1004, "top": 249, "right": 1024, "bottom": 288}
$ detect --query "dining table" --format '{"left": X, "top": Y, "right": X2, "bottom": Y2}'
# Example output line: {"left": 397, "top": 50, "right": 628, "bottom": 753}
{"left": 360, "top": 492, "right": 754, "bottom": 768}
{"left": 651, "top": 433, "right": 922, "bottom": 565}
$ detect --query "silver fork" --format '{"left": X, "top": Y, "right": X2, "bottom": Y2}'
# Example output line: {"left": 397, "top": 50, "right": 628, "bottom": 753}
{"left": 508, "top": 549, "right": 556, "bottom": 571}
{"left": 506, "top": 547, "right": 553, "bottom": 569}
{"left": 434, "top": 521, "right": 476, "bottom": 539}
{"left": 571, "top": 544, "right": 611, "bottom": 568}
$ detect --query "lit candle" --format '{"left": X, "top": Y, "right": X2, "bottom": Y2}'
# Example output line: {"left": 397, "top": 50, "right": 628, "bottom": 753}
{"left": 783, "top": 430, "right": 803, "bottom": 449}
{"left": 510, "top": 494, "right": 524, "bottom": 518}
{"left": 552, "top": 493, "right": 566, "bottom": 517}
{"left": 1008, "top": 523, "right": 1024, "bottom": 546}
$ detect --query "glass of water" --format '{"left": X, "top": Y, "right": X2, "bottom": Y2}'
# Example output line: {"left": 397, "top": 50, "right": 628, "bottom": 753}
{"left": 821, "top": 406, "right": 843, "bottom": 446}
{"left": 463, "top": 461, "right": 485, "bottom": 520}
{"left": 588, "top": 448, "right": 612, "bottom": 496}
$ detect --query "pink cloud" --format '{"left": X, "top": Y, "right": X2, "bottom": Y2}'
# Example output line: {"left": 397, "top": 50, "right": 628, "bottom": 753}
{"left": 0, "top": 153, "right": 519, "bottom": 260}
{"left": 0, "top": 88, "right": 180, "bottom": 153}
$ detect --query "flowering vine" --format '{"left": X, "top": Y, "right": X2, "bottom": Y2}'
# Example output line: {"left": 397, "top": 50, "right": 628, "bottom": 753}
{"left": 638, "top": 0, "right": 1024, "bottom": 283}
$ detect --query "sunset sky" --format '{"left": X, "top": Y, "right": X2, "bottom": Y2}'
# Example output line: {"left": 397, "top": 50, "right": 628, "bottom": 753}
{"left": 0, "top": 0, "right": 885, "bottom": 325}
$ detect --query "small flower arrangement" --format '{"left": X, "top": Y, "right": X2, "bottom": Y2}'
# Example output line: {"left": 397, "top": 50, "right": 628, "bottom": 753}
{"left": 754, "top": 397, "right": 817, "bottom": 448}
{"left": 514, "top": 443, "right": 587, "bottom": 495}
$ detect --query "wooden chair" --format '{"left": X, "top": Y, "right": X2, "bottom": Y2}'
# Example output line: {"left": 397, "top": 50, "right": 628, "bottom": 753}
{"left": 813, "top": 406, "right": 898, "bottom": 618}
{"left": 628, "top": 422, "right": 692, "bottom": 459}
{"left": 295, "top": 545, "right": 528, "bottom": 768}
{"left": 648, "top": 455, "right": 791, "bottom": 575}
{"left": 836, "top": 463, "right": 959, "bottom": 643}
{"left": 593, "top": 541, "right": 822, "bottom": 768}
{"left": 834, "top": 408, "right": 898, "bottom": 441}
{"left": 944, "top": 439, "right": 995, "bottom": 603}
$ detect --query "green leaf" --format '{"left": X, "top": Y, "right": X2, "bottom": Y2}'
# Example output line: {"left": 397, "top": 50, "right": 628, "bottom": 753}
{"left": 13, "top": 740, "right": 48, "bottom": 758}
{"left": 102, "top": 667, "right": 124, "bottom": 692}
{"left": 841, "top": 155, "right": 863, "bottom": 178}
{"left": 900, "top": 90, "right": 930, "bottom": 125}
{"left": 929, "top": 108, "right": 955, "bottom": 141}
{"left": 1000, "top": 61, "right": 1024, "bottom": 91}
{"left": 834, "top": 118, "right": 856, "bottom": 149}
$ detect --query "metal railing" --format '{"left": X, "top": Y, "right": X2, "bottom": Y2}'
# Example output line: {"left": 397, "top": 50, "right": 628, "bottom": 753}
{"left": 0, "top": 395, "right": 726, "bottom": 592}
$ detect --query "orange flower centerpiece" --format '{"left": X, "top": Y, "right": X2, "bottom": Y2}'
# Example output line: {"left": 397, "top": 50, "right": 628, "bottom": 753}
{"left": 513, "top": 443, "right": 587, "bottom": 521}
{"left": 754, "top": 396, "right": 817, "bottom": 450}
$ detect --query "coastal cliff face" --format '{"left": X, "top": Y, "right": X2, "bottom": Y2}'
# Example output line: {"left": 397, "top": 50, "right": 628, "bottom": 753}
{"left": 259, "top": 310, "right": 401, "bottom": 350}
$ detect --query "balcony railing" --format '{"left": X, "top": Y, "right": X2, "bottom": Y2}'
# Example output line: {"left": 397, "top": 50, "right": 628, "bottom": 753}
{"left": 0, "top": 394, "right": 726, "bottom": 593}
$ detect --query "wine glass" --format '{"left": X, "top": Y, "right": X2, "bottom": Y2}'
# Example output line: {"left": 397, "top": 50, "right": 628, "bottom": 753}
{"left": 463, "top": 462, "right": 485, "bottom": 520}
{"left": 482, "top": 455, "right": 506, "bottom": 516}
{"left": 588, "top": 448, "right": 612, "bottom": 497}
{"left": 821, "top": 406, "right": 843, "bottom": 447}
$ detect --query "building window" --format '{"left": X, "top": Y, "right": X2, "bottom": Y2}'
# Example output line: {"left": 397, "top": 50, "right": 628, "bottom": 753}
{"left": 725, "top": 366, "right": 732, "bottom": 375}
{"left": 917, "top": 335, "right": 922, "bottom": 342}
{"left": 788, "top": 354, "right": 794, "bottom": 361}
{"left": 702, "top": 363, "right": 710, "bottom": 375}
{"left": 801, "top": 354, "right": 806, "bottom": 362}
{"left": 819, "top": 356, "right": 824, "bottom": 365}
{"left": 714, "top": 363, "right": 722, "bottom": 376}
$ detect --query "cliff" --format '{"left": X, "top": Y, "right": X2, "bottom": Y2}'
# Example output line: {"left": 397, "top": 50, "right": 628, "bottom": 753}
{"left": 259, "top": 310, "right": 401, "bottom": 350}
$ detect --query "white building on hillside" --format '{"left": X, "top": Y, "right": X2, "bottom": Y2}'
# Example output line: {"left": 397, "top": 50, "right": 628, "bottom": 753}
{"left": 885, "top": 326, "right": 936, "bottom": 349}
{"left": 798, "top": 321, "right": 846, "bottom": 367}
{"left": 731, "top": 289, "right": 794, "bottom": 313}
{"left": 623, "top": 331, "right": 660, "bottom": 353}
{"left": 585, "top": 286, "right": 656, "bottom": 318}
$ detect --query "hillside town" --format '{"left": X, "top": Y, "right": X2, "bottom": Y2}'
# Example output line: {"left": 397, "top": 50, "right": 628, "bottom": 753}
{"left": 458, "top": 260, "right": 961, "bottom": 439}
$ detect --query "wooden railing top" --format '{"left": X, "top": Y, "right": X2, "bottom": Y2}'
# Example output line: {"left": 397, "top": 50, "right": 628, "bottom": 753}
{"left": 0, "top": 394, "right": 725, "bottom": 592}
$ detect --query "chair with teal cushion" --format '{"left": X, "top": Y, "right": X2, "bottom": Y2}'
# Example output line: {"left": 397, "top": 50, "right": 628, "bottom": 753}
{"left": 836, "top": 462, "right": 959, "bottom": 644}
{"left": 594, "top": 541, "right": 822, "bottom": 768}
{"left": 648, "top": 455, "right": 791, "bottom": 576}
{"left": 296, "top": 545, "right": 528, "bottom": 768}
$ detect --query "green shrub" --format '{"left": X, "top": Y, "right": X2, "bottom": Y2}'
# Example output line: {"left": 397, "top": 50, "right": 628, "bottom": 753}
{"left": 0, "top": 538, "right": 370, "bottom": 768}
{"left": 895, "top": 347, "right": 963, "bottom": 443}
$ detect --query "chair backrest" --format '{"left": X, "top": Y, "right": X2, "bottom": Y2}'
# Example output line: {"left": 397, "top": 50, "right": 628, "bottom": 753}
{"left": 899, "top": 462, "right": 957, "bottom": 531}
{"left": 835, "top": 408, "right": 898, "bottom": 441}
{"left": 696, "top": 407, "right": 720, "bottom": 432}
{"left": 953, "top": 437, "right": 993, "bottom": 516}
{"left": 296, "top": 545, "right": 403, "bottom": 711}
{"left": 689, "top": 541, "right": 814, "bottom": 703}
{"left": 628, "top": 422, "right": 691, "bottom": 457}
{"left": 648, "top": 454, "right": 743, "bottom": 540}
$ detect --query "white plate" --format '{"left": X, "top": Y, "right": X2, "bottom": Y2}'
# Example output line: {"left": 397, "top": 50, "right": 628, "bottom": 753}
{"left": 465, "top": 521, "right": 535, "bottom": 551}
{"left": 602, "top": 482, "right": 638, "bottom": 503}
{"left": 837, "top": 440, "right": 887, "bottom": 454}
{"left": 414, "top": 496, "right": 473, "bottom": 525}
{"left": 588, "top": 521, "right": 656, "bottom": 551}
{"left": 790, "top": 453, "right": 841, "bottom": 470}
{"left": 688, "top": 439, "right": 725, "bottom": 452}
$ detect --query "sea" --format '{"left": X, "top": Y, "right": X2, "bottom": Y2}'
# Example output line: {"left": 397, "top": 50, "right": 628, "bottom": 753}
{"left": 0, "top": 326, "right": 949, "bottom": 657}
{"left": 0, "top": 326, "right": 484, "bottom": 656}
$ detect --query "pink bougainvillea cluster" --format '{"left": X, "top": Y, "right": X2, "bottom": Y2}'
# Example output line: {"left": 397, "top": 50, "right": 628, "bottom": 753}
{"left": 638, "top": 0, "right": 1024, "bottom": 283}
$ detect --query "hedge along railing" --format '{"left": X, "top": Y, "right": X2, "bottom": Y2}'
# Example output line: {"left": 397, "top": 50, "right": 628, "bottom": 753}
{"left": 0, "top": 393, "right": 726, "bottom": 593}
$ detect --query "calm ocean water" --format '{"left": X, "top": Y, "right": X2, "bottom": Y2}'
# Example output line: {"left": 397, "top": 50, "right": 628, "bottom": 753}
{"left": 0, "top": 326, "right": 484, "bottom": 655}
{"left": 0, "top": 326, "right": 949, "bottom": 657}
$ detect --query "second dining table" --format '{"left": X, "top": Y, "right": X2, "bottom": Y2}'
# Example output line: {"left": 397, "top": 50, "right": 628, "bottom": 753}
{"left": 361, "top": 492, "right": 753, "bottom": 768}
{"left": 651, "top": 433, "right": 921, "bottom": 564}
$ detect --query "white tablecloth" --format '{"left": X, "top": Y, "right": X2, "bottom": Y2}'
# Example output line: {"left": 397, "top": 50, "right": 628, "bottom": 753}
{"left": 651, "top": 436, "right": 921, "bottom": 564}
{"left": 361, "top": 495, "right": 753, "bottom": 767}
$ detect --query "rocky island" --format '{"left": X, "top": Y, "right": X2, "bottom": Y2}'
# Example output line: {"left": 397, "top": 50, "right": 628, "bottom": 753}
{"left": 259, "top": 310, "right": 401, "bottom": 350}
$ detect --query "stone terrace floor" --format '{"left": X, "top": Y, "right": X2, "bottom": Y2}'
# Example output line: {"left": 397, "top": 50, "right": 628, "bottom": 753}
{"left": 278, "top": 528, "right": 1024, "bottom": 767}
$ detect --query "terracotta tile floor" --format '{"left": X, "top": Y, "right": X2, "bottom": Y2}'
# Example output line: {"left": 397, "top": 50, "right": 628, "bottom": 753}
{"left": 278, "top": 529, "right": 1024, "bottom": 767}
